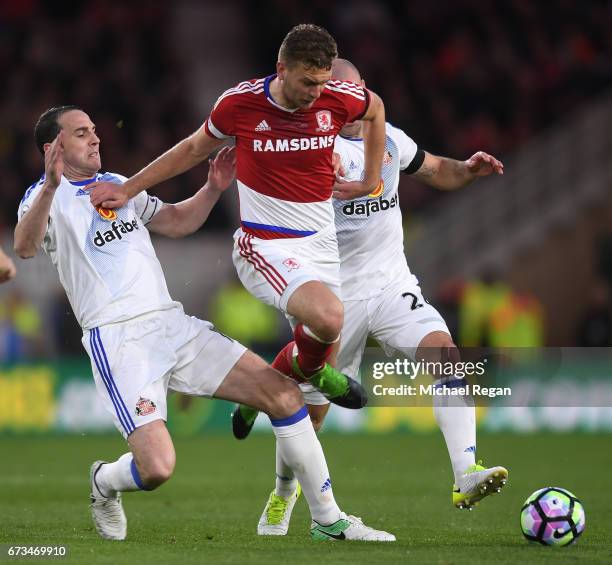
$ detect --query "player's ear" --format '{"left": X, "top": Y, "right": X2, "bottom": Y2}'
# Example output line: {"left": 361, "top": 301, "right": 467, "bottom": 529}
{"left": 276, "top": 60, "right": 286, "bottom": 81}
{"left": 361, "top": 79, "right": 366, "bottom": 88}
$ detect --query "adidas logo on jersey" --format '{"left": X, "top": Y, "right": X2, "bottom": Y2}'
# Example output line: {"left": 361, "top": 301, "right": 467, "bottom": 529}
{"left": 93, "top": 219, "right": 140, "bottom": 247}
{"left": 342, "top": 193, "right": 398, "bottom": 217}
{"left": 255, "top": 120, "right": 271, "bottom": 132}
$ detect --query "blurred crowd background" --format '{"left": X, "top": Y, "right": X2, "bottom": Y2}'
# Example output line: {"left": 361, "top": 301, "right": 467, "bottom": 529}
{"left": 1, "top": 0, "right": 612, "bottom": 363}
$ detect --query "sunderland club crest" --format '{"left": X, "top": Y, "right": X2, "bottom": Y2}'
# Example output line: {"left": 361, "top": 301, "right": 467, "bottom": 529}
{"left": 315, "top": 110, "right": 333, "bottom": 132}
{"left": 135, "top": 397, "right": 156, "bottom": 416}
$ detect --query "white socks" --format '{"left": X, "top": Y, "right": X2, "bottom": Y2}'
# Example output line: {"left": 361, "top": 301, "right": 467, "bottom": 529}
{"left": 94, "top": 452, "right": 146, "bottom": 497}
{"left": 433, "top": 377, "right": 476, "bottom": 482}
{"left": 270, "top": 406, "right": 340, "bottom": 525}
{"left": 275, "top": 447, "right": 298, "bottom": 498}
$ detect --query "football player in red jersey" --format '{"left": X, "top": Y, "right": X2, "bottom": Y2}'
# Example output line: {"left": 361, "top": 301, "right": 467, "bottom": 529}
{"left": 90, "top": 25, "right": 386, "bottom": 411}
{"left": 90, "top": 25, "right": 395, "bottom": 541}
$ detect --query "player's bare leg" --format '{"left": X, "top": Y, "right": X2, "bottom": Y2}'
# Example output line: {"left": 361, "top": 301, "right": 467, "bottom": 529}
{"left": 417, "top": 331, "right": 508, "bottom": 509}
{"left": 286, "top": 280, "right": 343, "bottom": 342}
{"left": 231, "top": 287, "right": 363, "bottom": 437}
{"left": 274, "top": 281, "right": 367, "bottom": 408}
{"left": 307, "top": 403, "right": 331, "bottom": 432}
{"left": 90, "top": 420, "right": 176, "bottom": 540}
{"left": 231, "top": 323, "right": 350, "bottom": 438}
{"left": 215, "top": 350, "right": 394, "bottom": 541}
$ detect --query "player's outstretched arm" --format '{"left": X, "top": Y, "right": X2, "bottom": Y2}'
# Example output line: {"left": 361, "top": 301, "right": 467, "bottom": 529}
{"left": 14, "top": 133, "right": 63, "bottom": 259}
{"left": 0, "top": 245, "right": 16, "bottom": 283}
{"left": 146, "top": 146, "right": 236, "bottom": 239}
{"left": 413, "top": 151, "right": 504, "bottom": 190}
{"left": 89, "top": 126, "right": 226, "bottom": 210}
{"left": 333, "top": 91, "right": 386, "bottom": 200}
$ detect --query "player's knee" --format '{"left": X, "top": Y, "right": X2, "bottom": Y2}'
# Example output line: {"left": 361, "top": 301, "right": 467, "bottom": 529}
{"left": 310, "top": 300, "right": 344, "bottom": 341}
{"left": 140, "top": 455, "right": 175, "bottom": 490}
{"left": 417, "top": 331, "right": 457, "bottom": 363}
{"left": 265, "top": 381, "right": 303, "bottom": 420}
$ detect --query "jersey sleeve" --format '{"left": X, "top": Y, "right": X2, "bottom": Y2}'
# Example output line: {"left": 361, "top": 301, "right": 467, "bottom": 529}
{"left": 204, "top": 87, "right": 240, "bottom": 139}
{"left": 387, "top": 123, "right": 424, "bottom": 172}
{"left": 17, "top": 179, "right": 45, "bottom": 221}
{"left": 133, "top": 191, "right": 163, "bottom": 224}
{"left": 326, "top": 81, "right": 370, "bottom": 123}
{"left": 17, "top": 179, "right": 56, "bottom": 253}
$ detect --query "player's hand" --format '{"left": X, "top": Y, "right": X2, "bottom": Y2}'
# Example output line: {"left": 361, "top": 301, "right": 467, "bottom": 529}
{"left": 465, "top": 151, "right": 504, "bottom": 177}
{"left": 332, "top": 178, "right": 379, "bottom": 200}
{"left": 332, "top": 152, "right": 346, "bottom": 178}
{"left": 0, "top": 251, "right": 16, "bottom": 283}
{"left": 43, "top": 132, "right": 64, "bottom": 190}
{"left": 89, "top": 182, "right": 128, "bottom": 209}
{"left": 207, "top": 146, "right": 236, "bottom": 193}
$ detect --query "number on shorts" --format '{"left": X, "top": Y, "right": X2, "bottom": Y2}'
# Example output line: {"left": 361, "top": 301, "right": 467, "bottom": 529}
{"left": 401, "top": 291, "right": 424, "bottom": 310}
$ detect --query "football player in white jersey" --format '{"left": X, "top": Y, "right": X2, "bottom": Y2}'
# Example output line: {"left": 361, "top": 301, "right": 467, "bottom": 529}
{"left": 13, "top": 106, "right": 395, "bottom": 542}
{"left": 235, "top": 59, "right": 508, "bottom": 535}
{"left": 0, "top": 245, "right": 16, "bottom": 283}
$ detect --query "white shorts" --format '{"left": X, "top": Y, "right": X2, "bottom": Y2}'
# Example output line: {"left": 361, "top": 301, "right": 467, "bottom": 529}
{"left": 337, "top": 279, "right": 450, "bottom": 379}
{"left": 232, "top": 224, "right": 341, "bottom": 324}
{"left": 82, "top": 306, "right": 247, "bottom": 439}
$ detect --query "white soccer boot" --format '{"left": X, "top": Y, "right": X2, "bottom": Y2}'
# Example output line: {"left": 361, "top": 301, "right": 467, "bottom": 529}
{"left": 310, "top": 512, "right": 396, "bottom": 541}
{"left": 257, "top": 484, "right": 301, "bottom": 535}
{"left": 90, "top": 461, "right": 127, "bottom": 540}
{"left": 453, "top": 461, "right": 508, "bottom": 509}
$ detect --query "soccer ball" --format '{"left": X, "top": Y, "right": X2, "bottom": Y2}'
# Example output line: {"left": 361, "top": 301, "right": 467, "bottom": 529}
{"left": 520, "top": 487, "right": 585, "bottom": 546}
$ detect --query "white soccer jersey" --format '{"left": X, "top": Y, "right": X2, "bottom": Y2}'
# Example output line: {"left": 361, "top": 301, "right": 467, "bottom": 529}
{"left": 18, "top": 172, "right": 177, "bottom": 329}
{"left": 333, "top": 123, "right": 422, "bottom": 300}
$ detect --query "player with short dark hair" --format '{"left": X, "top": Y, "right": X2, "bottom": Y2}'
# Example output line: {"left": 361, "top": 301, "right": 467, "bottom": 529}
{"left": 278, "top": 23, "right": 338, "bottom": 69}
{"left": 14, "top": 106, "right": 395, "bottom": 542}
{"left": 34, "top": 105, "right": 82, "bottom": 154}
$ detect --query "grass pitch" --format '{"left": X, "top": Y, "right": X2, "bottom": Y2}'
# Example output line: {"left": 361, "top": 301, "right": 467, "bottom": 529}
{"left": 1, "top": 432, "right": 611, "bottom": 564}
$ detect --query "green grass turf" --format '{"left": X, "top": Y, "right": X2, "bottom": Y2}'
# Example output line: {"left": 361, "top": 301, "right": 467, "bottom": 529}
{"left": 0, "top": 432, "right": 611, "bottom": 564}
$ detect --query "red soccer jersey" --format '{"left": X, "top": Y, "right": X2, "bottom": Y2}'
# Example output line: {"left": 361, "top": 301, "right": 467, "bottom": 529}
{"left": 204, "top": 75, "right": 369, "bottom": 238}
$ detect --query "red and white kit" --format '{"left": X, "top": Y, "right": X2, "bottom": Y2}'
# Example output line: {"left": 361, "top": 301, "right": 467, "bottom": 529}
{"left": 205, "top": 75, "right": 369, "bottom": 316}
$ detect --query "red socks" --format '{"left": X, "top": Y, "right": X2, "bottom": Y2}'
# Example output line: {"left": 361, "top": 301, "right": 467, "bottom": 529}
{"left": 272, "top": 325, "right": 335, "bottom": 382}
{"left": 294, "top": 323, "right": 333, "bottom": 377}
{"left": 272, "top": 341, "right": 296, "bottom": 377}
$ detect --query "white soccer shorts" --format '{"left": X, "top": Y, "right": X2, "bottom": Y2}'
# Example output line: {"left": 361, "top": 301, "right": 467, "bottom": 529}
{"left": 82, "top": 305, "right": 247, "bottom": 439}
{"left": 232, "top": 224, "right": 342, "bottom": 322}
{"left": 337, "top": 278, "right": 450, "bottom": 380}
